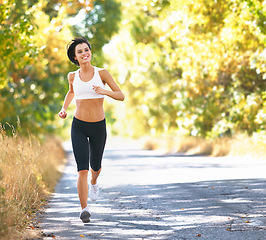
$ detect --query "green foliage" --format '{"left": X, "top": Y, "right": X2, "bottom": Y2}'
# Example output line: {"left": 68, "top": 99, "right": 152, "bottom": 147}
{"left": 0, "top": 0, "right": 37, "bottom": 89}
{"left": 70, "top": 0, "right": 121, "bottom": 66}
{"left": 0, "top": 0, "right": 121, "bottom": 135}
{"left": 1, "top": 0, "right": 265, "bottom": 139}
{"left": 0, "top": 0, "right": 72, "bottom": 134}
{"left": 105, "top": 0, "right": 266, "bottom": 138}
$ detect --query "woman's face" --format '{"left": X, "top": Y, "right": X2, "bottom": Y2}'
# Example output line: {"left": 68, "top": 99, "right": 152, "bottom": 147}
{"left": 74, "top": 43, "right": 91, "bottom": 65}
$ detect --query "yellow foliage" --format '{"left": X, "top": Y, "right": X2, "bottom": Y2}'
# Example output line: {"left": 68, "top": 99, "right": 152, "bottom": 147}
{"left": 31, "top": 4, "right": 72, "bottom": 79}
{"left": 103, "top": 0, "right": 265, "bottom": 137}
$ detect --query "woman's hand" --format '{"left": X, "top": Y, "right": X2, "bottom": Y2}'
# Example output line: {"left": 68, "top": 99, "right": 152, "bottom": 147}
{"left": 58, "top": 108, "right": 67, "bottom": 119}
{"left": 93, "top": 85, "right": 106, "bottom": 95}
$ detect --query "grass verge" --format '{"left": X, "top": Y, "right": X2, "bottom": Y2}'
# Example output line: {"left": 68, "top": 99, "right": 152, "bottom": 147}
{"left": 0, "top": 127, "right": 66, "bottom": 239}
{"left": 143, "top": 133, "right": 266, "bottom": 160}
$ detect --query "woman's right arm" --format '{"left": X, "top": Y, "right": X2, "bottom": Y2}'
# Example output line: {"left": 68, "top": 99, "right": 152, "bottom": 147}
{"left": 58, "top": 73, "right": 75, "bottom": 119}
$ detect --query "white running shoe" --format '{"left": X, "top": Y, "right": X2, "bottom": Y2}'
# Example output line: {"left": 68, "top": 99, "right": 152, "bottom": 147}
{"left": 79, "top": 206, "right": 91, "bottom": 223}
{"left": 90, "top": 183, "right": 99, "bottom": 201}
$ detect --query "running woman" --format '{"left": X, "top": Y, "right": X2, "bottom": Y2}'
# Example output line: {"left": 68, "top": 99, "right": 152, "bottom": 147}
{"left": 58, "top": 37, "right": 125, "bottom": 223}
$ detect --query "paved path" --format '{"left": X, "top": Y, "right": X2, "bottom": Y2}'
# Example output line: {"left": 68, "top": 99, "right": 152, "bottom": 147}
{"left": 39, "top": 138, "right": 266, "bottom": 240}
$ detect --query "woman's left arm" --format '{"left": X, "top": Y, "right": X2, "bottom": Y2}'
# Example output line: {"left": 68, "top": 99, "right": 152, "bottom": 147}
{"left": 93, "top": 69, "right": 125, "bottom": 101}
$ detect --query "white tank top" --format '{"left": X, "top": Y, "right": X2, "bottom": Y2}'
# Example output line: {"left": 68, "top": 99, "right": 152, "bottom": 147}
{"left": 73, "top": 66, "right": 105, "bottom": 100}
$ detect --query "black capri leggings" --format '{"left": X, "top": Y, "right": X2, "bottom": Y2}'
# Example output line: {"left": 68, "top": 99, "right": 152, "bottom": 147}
{"left": 71, "top": 117, "right": 107, "bottom": 172}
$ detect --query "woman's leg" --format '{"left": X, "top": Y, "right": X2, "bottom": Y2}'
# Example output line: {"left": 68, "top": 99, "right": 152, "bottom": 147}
{"left": 71, "top": 118, "right": 90, "bottom": 209}
{"left": 91, "top": 167, "right": 102, "bottom": 185}
{"left": 89, "top": 119, "right": 106, "bottom": 178}
{"left": 77, "top": 170, "right": 89, "bottom": 209}
{"left": 89, "top": 119, "right": 107, "bottom": 201}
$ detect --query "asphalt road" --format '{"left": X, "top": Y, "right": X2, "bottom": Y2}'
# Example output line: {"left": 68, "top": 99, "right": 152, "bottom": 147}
{"left": 39, "top": 138, "right": 266, "bottom": 240}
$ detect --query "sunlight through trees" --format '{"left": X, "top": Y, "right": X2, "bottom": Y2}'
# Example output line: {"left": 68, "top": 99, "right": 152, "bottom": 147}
{"left": 0, "top": 0, "right": 265, "bottom": 139}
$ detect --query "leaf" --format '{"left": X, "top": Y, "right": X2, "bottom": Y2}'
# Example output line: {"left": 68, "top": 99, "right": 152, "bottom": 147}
{"left": 80, "top": 235, "right": 86, "bottom": 237}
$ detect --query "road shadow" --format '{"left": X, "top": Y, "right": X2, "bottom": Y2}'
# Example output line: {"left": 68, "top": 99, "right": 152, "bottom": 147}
{"left": 40, "top": 174, "right": 266, "bottom": 239}
{"left": 104, "top": 149, "right": 206, "bottom": 160}
{"left": 39, "top": 146, "right": 266, "bottom": 240}
{"left": 87, "top": 179, "right": 266, "bottom": 239}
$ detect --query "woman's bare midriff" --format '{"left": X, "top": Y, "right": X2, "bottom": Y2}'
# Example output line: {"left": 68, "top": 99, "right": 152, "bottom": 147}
{"left": 75, "top": 98, "right": 105, "bottom": 122}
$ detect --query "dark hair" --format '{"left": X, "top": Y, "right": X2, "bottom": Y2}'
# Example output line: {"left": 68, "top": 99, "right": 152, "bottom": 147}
{"left": 67, "top": 37, "right": 91, "bottom": 66}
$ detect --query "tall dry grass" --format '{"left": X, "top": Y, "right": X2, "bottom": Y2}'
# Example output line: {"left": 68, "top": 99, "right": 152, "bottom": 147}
{"left": 143, "top": 133, "right": 266, "bottom": 160}
{"left": 143, "top": 136, "right": 215, "bottom": 155}
{"left": 0, "top": 126, "right": 66, "bottom": 239}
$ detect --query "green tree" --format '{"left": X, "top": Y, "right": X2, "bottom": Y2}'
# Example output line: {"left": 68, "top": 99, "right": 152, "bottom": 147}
{"left": 0, "top": 1, "right": 73, "bottom": 134}
{"left": 104, "top": 0, "right": 266, "bottom": 138}
{"left": 0, "top": 0, "right": 36, "bottom": 89}
{"left": 0, "top": 0, "right": 122, "bottom": 135}
{"left": 70, "top": 0, "right": 122, "bottom": 66}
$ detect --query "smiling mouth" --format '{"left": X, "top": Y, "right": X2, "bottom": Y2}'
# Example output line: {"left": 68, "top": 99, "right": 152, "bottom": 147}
{"left": 83, "top": 56, "right": 89, "bottom": 60}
